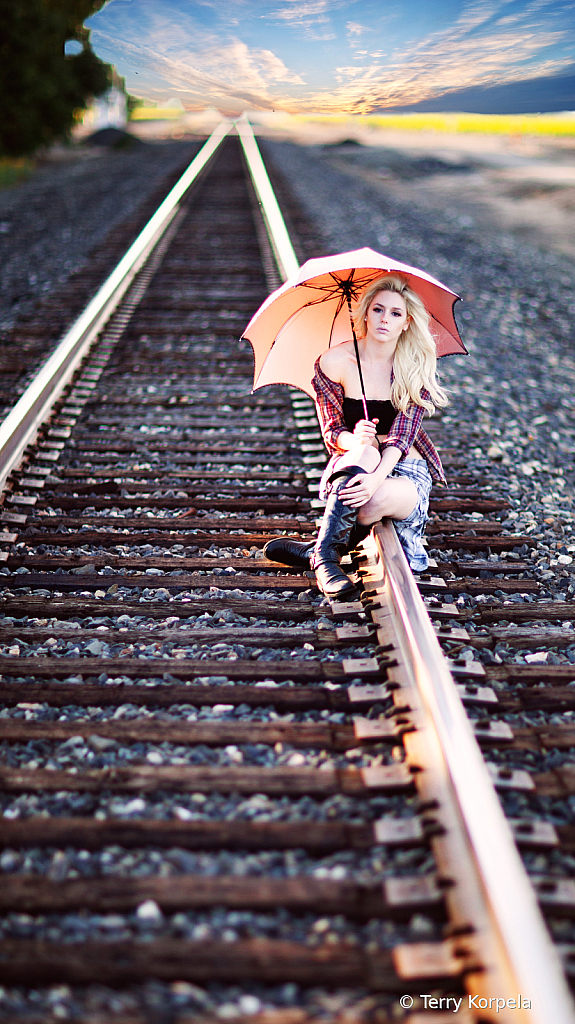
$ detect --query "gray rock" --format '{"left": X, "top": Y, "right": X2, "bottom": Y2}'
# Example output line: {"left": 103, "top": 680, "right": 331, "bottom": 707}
{"left": 87, "top": 735, "right": 118, "bottom": 753}
{"left": 84, "top": 639, "right": 105, "bottom": 655}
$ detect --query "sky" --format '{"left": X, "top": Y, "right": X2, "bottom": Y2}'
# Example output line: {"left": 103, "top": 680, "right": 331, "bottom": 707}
{"left": 86, "top": 0, "right": 575, "bottom": 116}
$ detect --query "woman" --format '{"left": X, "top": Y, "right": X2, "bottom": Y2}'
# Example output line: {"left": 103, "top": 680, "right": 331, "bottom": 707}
{"left": 266, "top": 273, "right": 448, "bottom": 598}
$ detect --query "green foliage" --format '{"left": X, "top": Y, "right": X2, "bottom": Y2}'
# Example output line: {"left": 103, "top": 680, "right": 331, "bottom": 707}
{"left": 0, "top": 0, "right": 112, "bottom": 157}
{"left": 0, "top": 158, "right": 36, "bottom": 191}
{"left": 44, "top": 0, "right": 108, "bottom": 36}
{"left": 127, "top": 94, "right": 146, "bottom": 117}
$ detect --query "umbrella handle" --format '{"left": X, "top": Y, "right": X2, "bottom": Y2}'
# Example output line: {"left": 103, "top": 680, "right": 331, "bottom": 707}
{"left": 346, "top": 295, "right": 369, "bottom": 422}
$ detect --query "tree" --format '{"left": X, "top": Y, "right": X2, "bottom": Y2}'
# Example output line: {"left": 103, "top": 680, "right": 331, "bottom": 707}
{"left": 0, "top": 0, "right": 112, "bottom": 157}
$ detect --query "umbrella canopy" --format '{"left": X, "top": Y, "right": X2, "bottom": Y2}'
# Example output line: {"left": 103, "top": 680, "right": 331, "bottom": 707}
{"left": 242, "top": 247, "right": 467, "bottom": 399}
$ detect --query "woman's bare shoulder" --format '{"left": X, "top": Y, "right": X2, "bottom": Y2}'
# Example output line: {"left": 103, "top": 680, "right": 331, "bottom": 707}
{"left": 319, "top": 342, "right": 354, "bottom": 379}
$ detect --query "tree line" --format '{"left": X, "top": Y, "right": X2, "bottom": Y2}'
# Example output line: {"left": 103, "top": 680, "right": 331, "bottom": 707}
{"left": 0, "top": 0, "right": 114, "bottom": 157}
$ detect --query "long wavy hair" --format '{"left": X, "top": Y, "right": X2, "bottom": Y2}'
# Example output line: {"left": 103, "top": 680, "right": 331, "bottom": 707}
{"left": 353, "top": 273, "right": 448, "bottom": 414}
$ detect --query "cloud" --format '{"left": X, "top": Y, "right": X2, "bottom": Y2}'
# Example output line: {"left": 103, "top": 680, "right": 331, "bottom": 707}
{"left": 387, "top": 66, "right": 575, "bottom": 114}
{"left": 280, "top": 0, "right": 575, "bottom": 113}
{"left": 265, "top": 0, "right": 355, "bottom": 36}
{"left": 268, "top": 0, "right": 329, "bottom": 23}
{"left": 250, "top": 46, "right": 305, "bottom": 84}
{"left": 91, "top": 18, "right": 304, "bottom": 112}
{"left": 89, "top": 0, "right": 575, "bottom": 116}
{"left": 453, "top": 0, "right": 503, "bottom": 32}
{"left": 346, "top": 20, "right": 372, "bottom": 55}
{"left": 308, "top": 39, "right": 570, "bottom": 115}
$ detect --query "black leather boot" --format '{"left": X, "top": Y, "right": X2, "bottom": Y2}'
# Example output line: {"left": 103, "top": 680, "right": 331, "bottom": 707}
{"left": 311, "top": 468, "right": 363, "bottom": 598}
{"left": 263, "top": 537, "right": 315, "bottom": 568}
{"left": 264, "top": 524, "right": 372, "bottom": 572}
{"left": 347, "top": 522, "right": 372, "bottom": 554}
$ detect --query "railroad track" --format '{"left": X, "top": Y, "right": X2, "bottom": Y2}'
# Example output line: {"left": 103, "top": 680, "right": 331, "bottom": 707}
{"left": 0, "top": 141, "right": 203, "bottom": 426}
{"left": 0, "top": 117, "right": 573, "bottom": 1023}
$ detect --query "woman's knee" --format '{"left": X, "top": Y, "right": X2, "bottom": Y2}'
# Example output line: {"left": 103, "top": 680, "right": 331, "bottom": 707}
{"left": 360, "top": 479, "right": 418, "bottom": 522}
{"left": 333, "top": 445, "right": 379, "bottom": 475}
{"left": 357, "top": 506, "right": 377, "bottom": 525}
{"left": 354, "top": 445, "right": 380, "bottom": 471}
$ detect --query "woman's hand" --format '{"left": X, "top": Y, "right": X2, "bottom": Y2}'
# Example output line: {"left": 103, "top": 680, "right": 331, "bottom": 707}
{"left": 339, "top": 471, "right": 379, "bottom": 508}
{"left": 352, "top": 418, "right": 379, "bottom": 447}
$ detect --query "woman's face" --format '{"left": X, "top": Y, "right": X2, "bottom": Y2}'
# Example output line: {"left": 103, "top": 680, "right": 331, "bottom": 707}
{"left": 365, "top": 290, "right": 409, "bottom": 347}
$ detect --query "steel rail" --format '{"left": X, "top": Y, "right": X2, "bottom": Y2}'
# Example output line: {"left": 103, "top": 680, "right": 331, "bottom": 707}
{"left": 235, "top": 114, "right": 299, "bottom": 282}
{"left": 230, "top": 123, "right": 574, "bottom": 1017}
{"left": 0, "top": 119, "right": 233, "bottom": 498}
{"left": 370, "top": 520, "right": 574, "bottom": 1023}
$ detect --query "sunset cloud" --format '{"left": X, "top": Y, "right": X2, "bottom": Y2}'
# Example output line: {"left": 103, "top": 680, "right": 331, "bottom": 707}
{"left": 93, "top": 25, "right": 304, "bottom": 111}
{"left": 287, "top": 0, "right": 574, "bottom": 114}
{"left": 87, "top": 0, "right": 575, "bottom": 115}
{"left": 300, "top": 34, "right": 571, "bottom": 114}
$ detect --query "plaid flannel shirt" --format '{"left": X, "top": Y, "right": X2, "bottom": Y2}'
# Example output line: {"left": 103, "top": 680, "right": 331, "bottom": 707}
{"left": 311, "top": 357, "right": 446, "bottom": 485}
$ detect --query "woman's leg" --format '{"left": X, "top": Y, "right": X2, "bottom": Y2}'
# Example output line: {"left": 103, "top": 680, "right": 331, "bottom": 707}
{"left": 264, "top": 446, "right": 379, "bottom": 569}
{"left": 357, "top": 476, "right": 419, "bottom": 526}
{"left": 330, "top": 445, "right": 380, "bottom": 476}
{"left": 363, "top": 463, "right": 432, "bottom": 572}
{"left": 312, "top": 446, "right": 380, "bottom": 598}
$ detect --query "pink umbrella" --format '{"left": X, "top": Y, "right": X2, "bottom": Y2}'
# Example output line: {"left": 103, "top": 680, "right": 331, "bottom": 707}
{"left": 242, "top": 247, "right": 466, "bottom": 404}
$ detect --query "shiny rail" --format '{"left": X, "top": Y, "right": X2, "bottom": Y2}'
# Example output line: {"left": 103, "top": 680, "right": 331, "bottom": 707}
{"left": 234, "top": 130, "right": 575, "bottom": 1021}
{"left": 0, "top": 119, "right": 233, "bottom": 497}
{"left": 364, "top": 521, "right": 573, "bottom": 1023}
{"left": 236, "top": 114, "right": 299, "bottom": 283}
{"left": 0, "top": 115, "right": 573, "bottom": 1020}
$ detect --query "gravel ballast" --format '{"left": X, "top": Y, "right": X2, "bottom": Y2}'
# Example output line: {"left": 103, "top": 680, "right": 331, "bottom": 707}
{"left": 0, "top": 133, "right": 574, "bottom": 1020}
{"left": 0, "top": 140, "right": 198, "bottom": 335}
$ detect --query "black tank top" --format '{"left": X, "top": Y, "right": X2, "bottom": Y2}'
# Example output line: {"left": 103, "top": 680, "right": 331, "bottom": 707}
{"left": 343, "top": 398, "right": 396, "bottom": 434}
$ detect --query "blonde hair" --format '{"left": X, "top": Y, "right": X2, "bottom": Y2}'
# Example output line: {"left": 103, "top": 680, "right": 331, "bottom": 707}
{"left": 353, "top": 274, "right": 448, "bottom": 415}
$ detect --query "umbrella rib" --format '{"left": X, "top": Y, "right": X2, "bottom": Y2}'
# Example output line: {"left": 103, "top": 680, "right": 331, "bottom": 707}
{"left": 429, "top": 310, "right": 461, "bottom": 340}
{"left": 301, "top": 268, "right": 382, "bottom": 302}
{"left": 248, "top": 252, "right": 466, "bottom": 398}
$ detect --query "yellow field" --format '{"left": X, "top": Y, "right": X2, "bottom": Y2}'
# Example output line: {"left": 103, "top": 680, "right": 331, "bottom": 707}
{"left": 297, "top": 111, "right": 575, "bottom": 136}
{"left": 130, "top": 107, "right": 182, "bottom": 121}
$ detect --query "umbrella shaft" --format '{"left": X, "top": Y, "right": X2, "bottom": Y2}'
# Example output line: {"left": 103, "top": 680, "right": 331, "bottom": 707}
{"left": 346, "top": 295, "right": 369, "bottom": 422}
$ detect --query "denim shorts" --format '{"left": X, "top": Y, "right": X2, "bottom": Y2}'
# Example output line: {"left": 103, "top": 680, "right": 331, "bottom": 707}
{"left": 390, "top": 458, "right": 432, "bottom": 572}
